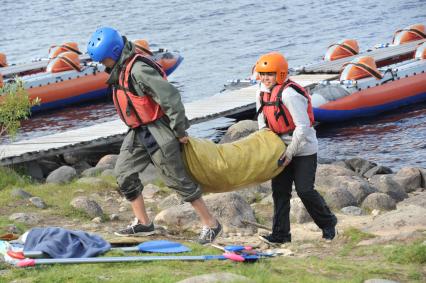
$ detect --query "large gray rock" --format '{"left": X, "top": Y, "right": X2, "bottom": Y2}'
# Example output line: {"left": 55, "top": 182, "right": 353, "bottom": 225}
{"left": 235, "top": 182, "right": 271, "bottom": 204}
{"left": 364, "top": 205, "right": 426, "bottom": 235}
{"left": 154, "top": 192, "right": 256, "bottom": 234}
{"left": 290, "top": 198, "right": 312, "bottom": 223}
{"left": 9, "top": 213, "right": 40, "bottom": 225}
{"left": 81, "top": 166, "right": 109, "bottom": 177}
{"left": 369, "top": 175, "right": 408, "bottom": 202}
{"left": 70, "top": 196, "right": 103, "bottom": 218}
{"left": 341, "top": 206, "right": 363, "bottom": 216}
{"left": 177, "top": 272, "right": 254, "bottom": 283}
{"left": 315, "top": 164, "right": 358, "bottom": 192}
{"left": 157, "top": 193, "right": 184, "bottom": 210}
{"left": 393, "top": 167, "right": 422, "bottom": 193}
{"left": 324, "top": 187, "right": 357, "bottom": 209}
{"left": 219, "top": 120, "right": 258, "bottom": 144}
{"left": 37, "top": 156, "right": 63, "bottom": 176}
{"left": 325, "top": 175, "right": 375, "bottom": 204}
{"left": 344, "top": 157, "right": 377, "bottom": 176}
{"left": 420, "top": 168, "right": 426, "bottom": 188}
{"left": 96, "top": 154, "right": 118, "bottom": 169}
{"left": 361, "top": 193, "right": 396, "bottom": 211}
{"left": 396, "top": 191, "right": 426, "bottom": 208}
{"left": 363, "top": 166, "right": 393, "bottom": 179}
{"left": 46, "top": 166, "right": 77, "bottom": 184}
{"left": 11, "top": 188, "right": 33, "bottom": 199}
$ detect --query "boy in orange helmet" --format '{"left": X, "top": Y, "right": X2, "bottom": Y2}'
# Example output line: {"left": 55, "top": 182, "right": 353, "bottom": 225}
{"left": 255, "top": 52, "right": 337, "bottom": 244}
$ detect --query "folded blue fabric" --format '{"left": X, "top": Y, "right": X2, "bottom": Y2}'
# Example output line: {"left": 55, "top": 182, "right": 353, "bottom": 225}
{"left": 24, "top": 227, "right": 111, "bottom": 258}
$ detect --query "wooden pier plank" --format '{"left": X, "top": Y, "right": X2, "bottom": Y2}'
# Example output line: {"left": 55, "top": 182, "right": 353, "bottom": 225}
{"left": 0, "top": 74, "right": 335, "bottom": 165}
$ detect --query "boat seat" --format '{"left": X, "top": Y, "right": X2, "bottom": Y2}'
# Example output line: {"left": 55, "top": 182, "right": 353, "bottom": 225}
{"left": 324, "top": 39, "right": 359, "bottom": 61}
{"left": 46, "top": 51, "right": 81, "bottom": 73}
{"left": 393, "top": 24, "right": 426, "bottom": 45}
{"left": 340, "top": 56, "right": 382, "bottom": 81}
{"left": 48, "top": 42, "right": 82, "bottom": 59}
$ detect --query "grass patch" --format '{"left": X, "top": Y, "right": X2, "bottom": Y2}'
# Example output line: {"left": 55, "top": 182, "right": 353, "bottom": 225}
{"left": 1, "top": 249, "right": 420, "bottom": 283}
{"left": 385, "top": 241, "right": 426, "bottom": 264}
{"left": 0, "top": 166, "right": 31, "bottom": 190}
{"left": 339, "top": 227, "right": 375, "bottom": 256}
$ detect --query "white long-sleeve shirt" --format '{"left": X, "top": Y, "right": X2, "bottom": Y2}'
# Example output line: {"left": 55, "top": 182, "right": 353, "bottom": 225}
{"left": 256, "top": 82, "right": 318, "bottom": 160}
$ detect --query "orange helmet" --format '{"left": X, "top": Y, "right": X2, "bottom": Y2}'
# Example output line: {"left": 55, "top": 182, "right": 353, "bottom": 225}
{"left": 393, "top": 24, "right": 426, "bottom": 45}
{"left": 134, "top": 39, "right": 153, "bottom": 56}
{"left": 255, "top": 52, "right": 288, "bottom": 84}
{"left": 0, "top": 52, "right": 7, "bottom": 67}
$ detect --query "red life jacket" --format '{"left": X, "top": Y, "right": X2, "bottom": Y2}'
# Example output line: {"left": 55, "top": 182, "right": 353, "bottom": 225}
{"left": 112, "top": 54, "right": 167, "bottom": 128}
{"left": 257, "top": 80, "right": 315, "bottom": 134}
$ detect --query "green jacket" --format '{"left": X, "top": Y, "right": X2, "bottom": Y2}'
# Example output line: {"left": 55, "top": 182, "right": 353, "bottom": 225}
{"left": 107, "top": 37, "right": 189, "bottom": 138}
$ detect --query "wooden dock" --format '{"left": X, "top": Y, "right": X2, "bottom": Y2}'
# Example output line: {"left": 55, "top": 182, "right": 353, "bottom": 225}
{"left": 0, "top": 74, "right": 335, "bottom": 166}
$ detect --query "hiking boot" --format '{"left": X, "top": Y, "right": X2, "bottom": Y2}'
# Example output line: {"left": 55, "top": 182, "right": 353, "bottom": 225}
{"left": 197, "top": 222, "right": 222, "bottom": 245}
{"left": 114, "top": 218, "right": 155, "bottom": 237}
{"left": 258, "top": 234, "right": 291, "bottom": 246}
{"left": 322, "top": 226, "right": 337, "bottom": 240}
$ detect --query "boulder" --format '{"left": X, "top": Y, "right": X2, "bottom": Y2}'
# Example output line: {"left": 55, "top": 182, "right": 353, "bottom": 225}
{"left": 315, "top": 164, "right": 358, "bottom": 192}
{"left": 341, "top": 206, "right": 363, "bottom": 216}
{"left": 290, "top": 198, "right": 312, "bottom": 223}
{"left": 344, "top": 157, "right": 377, "bottom": 176}
{"left": 46, "top": 166, "right": 77, "bottom": 184}
{"left": 369, "top": 175, "right": 408, "bottom": 202}
{"left": 396, "top": 191, "right": 426, "bottom": 208}
{"left": 9, "top": 213, "right": 40, "bottom": 225}
{"left": 393, "top": 167, "right": 422, "bottom": 193}
{"left": 96, "top": 154, "right": 118, "bottom": 169}
{"left": 235, "top": 182, "right": 271, "bottom": 204}
{"left": 154, "top": 192, "right": 256, "bottom": 234}
{"left": 420, "top": 168, "right": 426, "bottom": 188}
{"left": 81, "top": 166, "right": 109, "bottom": 177}
{"left": 363, "top": 166, "right": 393, "bottom": 179}
{"left": 324, "top": 187, "right": 357, "bottom": 209}
{"left": 70, "top": 196, "right": 103, "bottom": 218}
{"left": 364, "top": 204, "right": 426, "bottom": 236}
{"left": 361, "top": 193, "right": 396, "bottom": 211}
{"left": 157, "top": 193, "right": 184, "bottom": 210}
{"left": 219, "top": 120, "right": 258, "bottom": 144}
{"left": 11, "top": 188, "right": 33, "bottom": 199}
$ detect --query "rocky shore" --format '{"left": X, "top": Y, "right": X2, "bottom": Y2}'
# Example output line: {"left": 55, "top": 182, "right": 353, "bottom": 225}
{"left": 2, "top": 120, "right": 425, "bottom": 282}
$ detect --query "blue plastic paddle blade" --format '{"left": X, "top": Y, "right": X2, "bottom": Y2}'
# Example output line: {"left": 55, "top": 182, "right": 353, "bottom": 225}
{"left": 224, "top": 245, "right": 245, "bottom": 252}
{"left": 137, "top": 240, "right": 190, "bottom": 253}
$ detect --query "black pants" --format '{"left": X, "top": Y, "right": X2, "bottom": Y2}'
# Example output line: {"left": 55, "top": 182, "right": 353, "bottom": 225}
{"left": 271, "top": 154, "right": 336, "bottom": 240}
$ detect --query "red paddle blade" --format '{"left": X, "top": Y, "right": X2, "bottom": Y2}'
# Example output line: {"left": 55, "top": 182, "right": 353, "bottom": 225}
{"left": 6, "top": 250, "right": 25, "bottom": 260}
{"left": 16, "top": 258, "right": 36, "bottom": 267}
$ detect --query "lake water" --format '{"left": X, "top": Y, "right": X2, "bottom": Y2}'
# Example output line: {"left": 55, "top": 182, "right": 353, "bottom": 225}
{"left": 1, "top": 0, "right": 425, "bottom": 170}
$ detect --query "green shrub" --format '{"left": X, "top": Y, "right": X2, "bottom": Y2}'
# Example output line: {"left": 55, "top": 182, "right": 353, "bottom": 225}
{"left": 0, "top": 78, "right": 39, "bottom": 139}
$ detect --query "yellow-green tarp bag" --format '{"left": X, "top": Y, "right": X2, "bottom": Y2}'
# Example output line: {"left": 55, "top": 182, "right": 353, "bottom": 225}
{"left": 183, "top": 129, "right": 286, "bottom": 193}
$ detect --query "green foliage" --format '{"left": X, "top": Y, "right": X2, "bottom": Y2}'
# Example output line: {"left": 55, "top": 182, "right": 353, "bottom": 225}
{"left": 339, "top": 227, "right": 375, "bottom": 256}
{"left": 0, "top": 166, "right": 29, "bottom": 190}
{"left": 385, "top": 241, "right": 426, "bottom": 264}
{"left": 0, "top": 78, "right": 39, "bottom": 139}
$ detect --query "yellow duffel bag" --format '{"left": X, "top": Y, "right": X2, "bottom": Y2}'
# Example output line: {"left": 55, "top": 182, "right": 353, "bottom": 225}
{"left": 183, "top": 129, "right": 286, "bottom": 193}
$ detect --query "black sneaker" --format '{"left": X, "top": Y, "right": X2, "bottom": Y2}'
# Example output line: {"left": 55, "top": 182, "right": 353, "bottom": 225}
{"left": 197, "top": 222, "right": 222, "bottom": 245}
{"left": 258, "top": 234, "right": 291, "bottom": 246}
{"left": 322, "top": 226, "right": 337, "bottom": 240}
{"left": 114, "top": 218, "right": 155, "bottom": 237}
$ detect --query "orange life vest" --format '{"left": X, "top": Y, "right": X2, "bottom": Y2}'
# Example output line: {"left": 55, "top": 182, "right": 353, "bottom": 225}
{"left": 113, "top": 54, "right": 167, "bottom": 128}
{"left": 257, "top": 80, "right": 315, "bottom": 134}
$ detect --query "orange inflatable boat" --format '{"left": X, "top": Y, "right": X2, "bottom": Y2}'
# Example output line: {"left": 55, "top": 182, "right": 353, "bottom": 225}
{"left": 0, "top": 41, "right": 183, "bottom": 113}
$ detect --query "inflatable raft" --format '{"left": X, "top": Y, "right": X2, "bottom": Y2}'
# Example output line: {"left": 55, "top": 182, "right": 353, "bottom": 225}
{"left": 0, "top": 40, "right": 183, "bottom": 113}
{"left": 310, "top": 24, "right": 426, "bottom": 122}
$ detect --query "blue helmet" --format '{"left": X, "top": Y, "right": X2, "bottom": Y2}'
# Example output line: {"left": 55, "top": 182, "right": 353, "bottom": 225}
{"left": 87, "top": 27, "right": 124, "bottom": 62}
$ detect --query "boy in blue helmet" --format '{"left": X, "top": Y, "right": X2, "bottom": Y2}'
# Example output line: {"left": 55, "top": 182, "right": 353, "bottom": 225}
{"left": 87, "top": 27, "right": 221, "bottom": 244}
